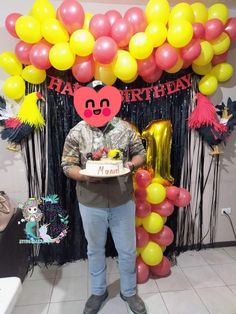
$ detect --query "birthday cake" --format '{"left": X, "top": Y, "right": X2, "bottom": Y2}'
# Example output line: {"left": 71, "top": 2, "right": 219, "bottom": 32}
{"left": 80, "top": 148, "right": 130, "bottom": 177}
{"left": 85, "top": 159, "right": 124, "bottom": 176}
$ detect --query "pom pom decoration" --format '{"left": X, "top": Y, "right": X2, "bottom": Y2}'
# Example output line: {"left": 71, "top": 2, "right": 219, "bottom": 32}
{"left": 188, "top": 93, "right": 229, "bottom": 154}
{"left": 17, "top": 92, "right": 45, "bottom": 128}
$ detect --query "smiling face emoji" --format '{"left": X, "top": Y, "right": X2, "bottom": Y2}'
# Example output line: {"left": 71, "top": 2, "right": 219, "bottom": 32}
{"left": 73, "top": 86, "right": 122, "bottom": 127}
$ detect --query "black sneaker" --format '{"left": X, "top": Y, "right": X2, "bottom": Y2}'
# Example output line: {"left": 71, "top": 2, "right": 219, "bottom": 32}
{"left": 83, "top": 290, "right": 108, "bottom": 314}
{"left": 120, "top": 293, "right": 147, "bottom": 314}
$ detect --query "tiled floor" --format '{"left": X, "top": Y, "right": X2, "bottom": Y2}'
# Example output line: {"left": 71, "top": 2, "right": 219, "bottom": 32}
{"left": 12, "top": 246, "right": 236, "bottom": 314}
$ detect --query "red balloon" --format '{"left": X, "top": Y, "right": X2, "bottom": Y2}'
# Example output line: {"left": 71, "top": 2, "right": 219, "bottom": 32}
{"left": 142, "top": 69, "right": 163, "bottom": 83}
{"left": 105, "top": 10, "right": 122, "bottom": 27}
{"left": 212, "top": 52, "right": 228, "bottom": 65}
{"left": 155, "top": 43, "right": 178, "bottom": 70}
{"left": 174, "top": 188, "right": 191, "bottom": 207}
{"left": 205, "top": 19, "right": 224, "bottom": 41}
{"left": 225, "top": 18, "right": 236, "bottom": 41}
{"left": 149, "top": 256, "right": 171, "bottom": 277}
{"left": 136, "top": 256, "right": 150, "bottom": 283}
{"left": 166, "top": 186, "right": 180, "bottom": 202}
{"left": 136, "top": 226, "right": 149, "bottom": 248}
{"left": 135, "top": 169, "right": 152, "bottom": 188}
{"left": 136, "top": 201, "right": 151, "bottom": 218}
{"left": 181, "top": 39, "right": 201, "bottom": 62}
{"left": 134, "top": 188, "right": 147, "bottom": 201}
{"left": 89, "top": 14, "right": 111, "bottom": 39}
{"left": 29, "top": 41, "right": 52, "bottom": 70}
{"left": 182, "top": 60, "right": 192, "bottom": 69}
{"left": 72, "top": 56, "right": 95, "bottom": 83}
{"left": 111, "top": 18, "right": 133, "bottom": 48}
{"left": 151, "top": 199, "right": 174, "bottom": 217}
{"left": 15, "top": 41, "right": 33, "bottom": 65}
{"left": 124, "top": 7, "right": 147, "bottom": 34}
{"left": 150, "top": 225, "right": 174, "bottom": 246}
{"left": 5, "top": 13, "right": 22, "bottom": 38}
{"left": 93, "top": 36, "right": 118, "bottom": 64}
{"left": 58, "top": 0, "right": 85, "bottom": 34}
{"left": 137, "top": 53, "right": 156, "bottom": 77}
{"left": 192, "top": 23, "right": 205, "bottom": 39}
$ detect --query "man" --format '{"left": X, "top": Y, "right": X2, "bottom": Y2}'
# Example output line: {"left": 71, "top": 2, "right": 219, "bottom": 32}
{"left": 61, "top": 83, "right": 147, "bottom": 314}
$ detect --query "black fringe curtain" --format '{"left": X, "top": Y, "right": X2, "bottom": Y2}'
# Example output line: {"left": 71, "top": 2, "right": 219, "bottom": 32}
{"left": 175, "top": 75, "right": 220, "bottom": 254}
{"left": 37, "top": 68, "right": 194, "bottom": 263}
{"left": 21, "top": 68, "right": 219, "bottom": 264}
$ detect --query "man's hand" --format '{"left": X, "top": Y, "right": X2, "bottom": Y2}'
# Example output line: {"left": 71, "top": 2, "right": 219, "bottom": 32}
{"left": 63, "top": 166, "right": 102, "bottom": 182}
{"left": 125, "top": 161, "right": 135, "bottom": 171}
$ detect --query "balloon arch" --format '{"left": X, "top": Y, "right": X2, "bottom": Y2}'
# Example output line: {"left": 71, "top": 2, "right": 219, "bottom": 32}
{"left": 1, "top": 0, "right": 236, "bottom": 283}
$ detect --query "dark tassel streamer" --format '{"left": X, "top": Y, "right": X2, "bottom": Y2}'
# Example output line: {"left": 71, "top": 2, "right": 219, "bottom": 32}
{"left": 175, "top": 75, "right": 220, "bottom": 255}
{"left": 21, "top": 68, "right": 220, "bottom": 264}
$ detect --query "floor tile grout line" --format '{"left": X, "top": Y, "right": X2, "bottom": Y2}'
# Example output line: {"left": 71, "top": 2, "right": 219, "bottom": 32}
{"left": 193, "top": 286, "right": 211, "bottom": 314}
{"left": 14, "top": 303, "right": 50, "bottom": 308}
{"left": 210, "top": 263, "right": 236, "bottom": 286}
{"left": 158, "top": 291, "right": 171, "bottom": 314}
{"left": 46, "top": 275, "right": 57, "bottom": 314}
{"left": 222, "top": 247, "right": 236, "bottom": 260}
{"left": 180, "top": 262, "right": 229, "bottom": 290}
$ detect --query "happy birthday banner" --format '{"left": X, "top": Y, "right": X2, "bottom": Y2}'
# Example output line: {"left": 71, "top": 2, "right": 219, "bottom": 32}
{"left": 47, "top": 73, "right": 192, "bottom": 103}
{"left": 0, "top": 0, "right": 235, "bottom": 101}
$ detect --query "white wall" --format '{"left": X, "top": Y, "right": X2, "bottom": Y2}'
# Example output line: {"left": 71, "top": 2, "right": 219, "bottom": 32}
{"left": 0, "top": 1, "right": 236, "bottom": 243}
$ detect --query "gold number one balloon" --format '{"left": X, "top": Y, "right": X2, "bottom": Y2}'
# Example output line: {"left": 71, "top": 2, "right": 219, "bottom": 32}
{"left": 142, "top": 120, "right": 174, "bottom": 184}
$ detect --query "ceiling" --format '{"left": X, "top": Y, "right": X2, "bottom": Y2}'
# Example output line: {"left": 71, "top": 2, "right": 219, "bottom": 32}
{"left": 83, "top": 0, "right": 236, "bottom": 9}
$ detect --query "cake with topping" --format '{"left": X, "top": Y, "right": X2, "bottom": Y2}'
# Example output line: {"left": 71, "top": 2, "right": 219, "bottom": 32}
{"left": 83, "top": 148, "right": 127, "bottom": 177}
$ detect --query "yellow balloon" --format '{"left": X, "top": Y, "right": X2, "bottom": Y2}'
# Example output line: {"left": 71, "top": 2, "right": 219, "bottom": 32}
{"left": 142, "top": 120, "right": 173, "bottom": 183}
{"left": 95, "top": 63, "right": 117, "bottom": 85}
{"left": 193, "top": 41, "right": 214, "bottom": 66}
{"left": 191, "top": 2, "right": 208, "bottom": 24}
{"left": 210, "top": 63, "right": 233, "bottom": 82}
{"left": 15, "top": 15, "right": 42, "bottom": 44}
{"left": 3, "top": 76, "right": 25, "bottom": 100}
{"left": 129, "top": 32, "right": 153, "bottom": 60}
{"left": 83, "top": 12, "right": 93, "bottom": 30}
{"left": 141, "top": 241, "right": 163, "bottom": 266}
{"left": 142, "top": 212, "right": 164, "bottom": 234}
{"left": 166, "top": 55, "right": 183, "bottom": 73}
{"left": 192, "top": 63, "right": 212, "bottom": 76}
{"left": 41, "top": 18, "right": 69, "bottom": 44}
{"left": 146, "top": 183, "right": 166, "bottom": 204}
{"left": 151, "top": 176, "right": 166, "bottom": 185}
{"left": 49, "top": 43, "right": 75, "bottom": 71}
{"left": 0, "top": 52, "right": 22, "bottom": 76}
{"left": 167, "top": 20, "right": 193, "bottom": 48}
{"left": 70, "top": 29, "right": 95, "bottom": 56}
{"left": 145, "top": 22, "right": 167, "bottom": 47}
{"left": 169, "top": 3, "right": 194, "bottom": 24}
{"left": 112, "top": 50, "right": 137, "bottom": 81}
{"left": 122, "top": 73, "right": 138, "bottom": 84}
{"left": 210, "top": 32, "right": 230, "bottom": 56}
{"left": 199, "top": 74, "right": 218, "bottom": 95}
{"left": 208, "top": 3, "right": 229, "bottom": 25}
{"left": 21, "top": 65, "right": 46, "bottom": 84}
{"left": 145, "top": 0, "right": 170, "bottom": 25}
{"left": 135, "top": 216, "right": 143, "bottom": 227}
{"left": 31, "top": 0, "right": 55, "bottom": 23}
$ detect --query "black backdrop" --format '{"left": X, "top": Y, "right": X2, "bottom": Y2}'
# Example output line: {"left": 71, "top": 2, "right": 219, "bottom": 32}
{"left": 34, "top": 68, "right": 195, "bottom": 264}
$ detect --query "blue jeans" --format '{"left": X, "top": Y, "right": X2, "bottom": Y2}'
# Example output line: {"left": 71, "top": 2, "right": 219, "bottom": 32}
{"left": 79, "top": 200, "right": 136, "bottom": 297}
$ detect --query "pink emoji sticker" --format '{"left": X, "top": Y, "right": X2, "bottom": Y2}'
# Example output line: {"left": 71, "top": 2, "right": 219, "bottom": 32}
{"left": 74, "top": 86, "right": 122, "bottom": 127}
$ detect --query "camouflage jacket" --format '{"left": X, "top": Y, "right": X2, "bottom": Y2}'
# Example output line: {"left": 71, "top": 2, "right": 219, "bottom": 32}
{"left": 61, "top": 117, "right": 146, "bottom": 208}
